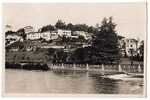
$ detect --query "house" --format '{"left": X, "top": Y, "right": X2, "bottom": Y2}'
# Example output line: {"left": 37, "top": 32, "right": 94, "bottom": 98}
{"left": 26, "top": 31, "right": 59, "bottom": 41}
{"left": 40, "top": 31, "right": 51, "bottom": 41}
{"left": 40, "top": 31, "right": 59, "bottom": 41}
{"left": 6, "top": 34, "right": 23, "bottom": 46}
{"left": 73, "top": 31, "right": 92, "bottom": 40}
{"left": 26, "top": 32, "right": 41, "bottom": 40}
{"left": 73, "top": 31, "right": 86, "bottom": 37}
{"left": 50, "top": 31, "right": 59, "bottom": 40}
{"left": 119, "top": 38, "right": 138, "bottom": 57}
{"left": 57, "top": 29, "right": 71, "bottom": 37}
{"left": 125, "top": 38, "right": 138, "bottom": 56}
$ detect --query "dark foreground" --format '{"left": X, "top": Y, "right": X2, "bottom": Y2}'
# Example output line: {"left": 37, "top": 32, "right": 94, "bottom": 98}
{"left": 4, "top": 69, "right": 144, "bottom": 95}
{"left": 5, "top": 62, "right": 49, "bottom": 71}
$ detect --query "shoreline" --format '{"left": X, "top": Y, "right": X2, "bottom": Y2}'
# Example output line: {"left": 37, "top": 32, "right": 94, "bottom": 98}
{"left": 5, "top": 62, "right": 49, "bottom": 71}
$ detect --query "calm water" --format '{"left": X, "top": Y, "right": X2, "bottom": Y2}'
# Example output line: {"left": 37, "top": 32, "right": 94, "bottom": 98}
{"left": 5, "top": 69, "right": 144, "bottom": 94}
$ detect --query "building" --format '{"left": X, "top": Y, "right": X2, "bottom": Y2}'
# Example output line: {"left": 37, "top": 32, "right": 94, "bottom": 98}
{"left": 50, "top": 31, "right": 59, "bottom": 40}
{"left": 118, "top": 37, "right": 126, "bottom": 57}
{"left": 40, "top": 31, "right": 51, "bottom": 41}
{"left": 119, "top": 38, "right": 138, "bottom": 57}
{"left": 57, "top": 29, "right": 71, "bottom": 37}
{"left": 73, "top": 31, "right": 86, "bottom": 37}
{"left": 26, "top": 32, "right": 41, "bottom": 40}
{"left": 125, "top": 38, "right": 138, "bottom": 56}
{"left": 6, "top": 34, "right": 23, "bottom": 46}
{"left": 73, "top": 31, "right": 92, "bottom": 40}
{"left": 26, "top": 31, "right": 59, "bottom": 41}
{"left": 24, "top": 26, "right": 34, "bottom": 34}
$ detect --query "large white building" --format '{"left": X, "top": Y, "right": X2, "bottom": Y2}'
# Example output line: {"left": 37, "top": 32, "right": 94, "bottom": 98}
{"left": 57, "top": 29, "right": 71, "bottom": 37}
{"left": 26, "top": 29, "right": 93, "bottom": 41}
{"left": 26, "top": 32, "right": 41, "bottom": 40}
{"left": 120, "top": 38, "right": 138, "bottom": 57}
{"left": 26, "top": 31, "right": 59, "bottom": 41}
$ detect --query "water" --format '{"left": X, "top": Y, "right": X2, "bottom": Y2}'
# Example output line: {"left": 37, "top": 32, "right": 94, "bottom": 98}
{"left": 5, "top": 69, "right": 144, "bottom": 94}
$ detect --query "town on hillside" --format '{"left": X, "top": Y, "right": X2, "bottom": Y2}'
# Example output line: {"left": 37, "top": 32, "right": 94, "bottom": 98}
{"left": 5, "top": 17, "right": 144, "bottom": 66}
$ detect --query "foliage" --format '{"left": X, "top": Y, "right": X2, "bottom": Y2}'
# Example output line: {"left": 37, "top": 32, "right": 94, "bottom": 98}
{"left": 55, "top": 20, "right": 67, "bottom": 29}
{"left": 17, "top": 28, "right": 26, "bottom": 40}
{"left": 5, "top": 30, "right": 17, "bottom": 36}
{"left": 40, "top": 24, "right": 55, "bottom": 32}
{"left": 92, "top": 17, "right": 120, "bottom": 64}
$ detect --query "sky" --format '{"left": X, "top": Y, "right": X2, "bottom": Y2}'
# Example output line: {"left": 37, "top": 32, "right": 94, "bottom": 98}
{"left": 3, "top": 3, "right": 147, "bottom": 40}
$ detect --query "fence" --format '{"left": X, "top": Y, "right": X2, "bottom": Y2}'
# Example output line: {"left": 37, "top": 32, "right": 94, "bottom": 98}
{"left": 48, "top": 63, "right": 144, "bottom": 73}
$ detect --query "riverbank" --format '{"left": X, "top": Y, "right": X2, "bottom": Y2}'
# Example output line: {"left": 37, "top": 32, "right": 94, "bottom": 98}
{"left": 5, "top": 62, "right": 49, "bottom": 71}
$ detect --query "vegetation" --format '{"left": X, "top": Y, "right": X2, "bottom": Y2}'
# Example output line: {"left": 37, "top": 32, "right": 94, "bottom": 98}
{"left": 91, "top": 17, "right": 120, "bottom": 64}
{"left": 39, "top": 24, "right": 55, "bottom": 32}
{"left": 39, "top": 19, "right": 97, "bottom": 34}
{"left": 17, "top": 28, "right": 26, "bottom": 40}
{"left": 5, "top": 17, "right": 144, "bottom": 65}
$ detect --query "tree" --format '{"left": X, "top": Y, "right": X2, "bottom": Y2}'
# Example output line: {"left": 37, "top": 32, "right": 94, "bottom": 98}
{"left": 72, "top": 24, "right": 89, "bottom": 32}
{"left": 66, "top": 23, "right": 74, "bottom": 30}
{"left": 78, "top": 35, "right": 85, "bottom": 43}
{"left": 5, "top": 30, "right": 16, "bottom": 36}
{"left": 55, "top": 20, "right": 66, "bottom": 29}
{"left": 40, "top": 24, "right": 55, "bottom": 32}
{"left": 87, "top": 26, "right": 97, "bottom": 33}
{"left": 92, "top": 17, "right": 119, "bottom": 64}
{"left": 17, "top": 28, "right": 26, "bottom": 40}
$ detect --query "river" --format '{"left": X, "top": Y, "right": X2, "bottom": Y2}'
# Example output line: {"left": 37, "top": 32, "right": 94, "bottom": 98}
{"left": 5, "top": 69, "right": 144, "bottom": 95}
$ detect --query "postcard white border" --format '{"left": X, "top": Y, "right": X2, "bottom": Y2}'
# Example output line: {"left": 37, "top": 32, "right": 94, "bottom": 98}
{"left": 0, "top": 0, "right": 149, "bottom": 99}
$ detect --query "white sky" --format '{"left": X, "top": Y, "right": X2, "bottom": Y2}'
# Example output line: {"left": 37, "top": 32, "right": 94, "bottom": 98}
{"left": 3, "top": 3, "right": 147, "bottom": 40}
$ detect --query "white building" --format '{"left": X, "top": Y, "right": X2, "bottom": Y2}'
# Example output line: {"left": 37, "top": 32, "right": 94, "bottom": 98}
{"left": 73, "top": 31, "right": 86, "bottom": 37}
{"left": 73, "top": 31, "right": 92, "bottom": 40}
{"left": 26, "top": 32, "right": 41, "bottom": 40}
{"left": 26, "top": 31, "right": 59, "bottom": 41}
{"left": 6, "top": 34, "right": 22, "bottom": 41}
{"left": 120, "top": 38, "right": 138, "bottom": 57}
{"left": 40, "top": 31, "right": 51, "bottom": 41}
{"left": 6, "top": 34, "right": 23, "bottom": 46}
{"left": 57, "top": 29, "right": 71, "bottom": 37}
{"left": 24, "top": 26, "right": 34, "bottom": 34}
{"left": 50, "top": 31, "right": 59, "bottom": 40}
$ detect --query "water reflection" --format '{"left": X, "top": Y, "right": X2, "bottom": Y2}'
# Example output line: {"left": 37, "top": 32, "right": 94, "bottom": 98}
{"left": 5, "top": 69, "right": 143, "bottom": 94}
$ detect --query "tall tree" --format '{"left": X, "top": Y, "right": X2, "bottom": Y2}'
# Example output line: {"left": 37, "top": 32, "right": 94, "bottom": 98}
{"left": 66, "top": 23, "right": 74, "bottom": 30}
{"left": 17, "top": 28, "right": 26, "bottom": 40}
{"left": 92, "top": 17, "right": 119, "bottom": 64}
{"left": 55, "top": 20, "right": 66, "bottom": 29}
{"left": 40, "top": 24, "right": 55, "bottom": 32}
